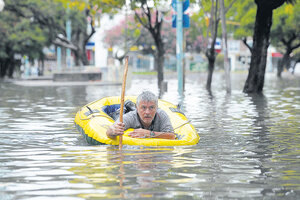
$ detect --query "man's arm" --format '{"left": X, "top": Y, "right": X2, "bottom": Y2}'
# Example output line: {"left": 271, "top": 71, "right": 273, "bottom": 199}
{"left": 128, "top": 129, "right": 175, "bottom": 140}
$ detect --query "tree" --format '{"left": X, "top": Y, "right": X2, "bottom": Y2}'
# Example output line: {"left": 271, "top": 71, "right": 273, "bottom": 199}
{"left": 190, "top": 0, "right": 220, "bottom": 92}
{"left": 0, "top": 0, "right": 56, "bottom": 77}
{"left": 129, "top": 0, "right": 168, "bottom": 90}
{"left": 230, "top": 1, "right": 256, "bottom": 42}
{"left": 191, "top": 0, "right": 236, "bottom": 92}
{"left": 56, "top": 0, "right": 121, "bottom": 66}
{"left": 0, "top": 0, "right": 121, "bottom": 78}
{"left": 243, "top": 0, "right": 295, "bottom": 93}
{"left": 290, "top": 50, "right": 300, "bottom": 74}
{"left": 271, "top": 3, "right": 300, "bottom": 77}
{"left": 188, "top": 0, "right": 240, "bottom": 92}
{"left": 102, "top": 11, "right": 176, "bottom": 62}
{"left": 103, "top": 14, "right": 152, "bottom": 62}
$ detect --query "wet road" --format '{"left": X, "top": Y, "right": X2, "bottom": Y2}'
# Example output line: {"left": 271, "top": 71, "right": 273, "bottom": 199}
{"left": 0, "top": 72, "right": 299, "bottom": 199}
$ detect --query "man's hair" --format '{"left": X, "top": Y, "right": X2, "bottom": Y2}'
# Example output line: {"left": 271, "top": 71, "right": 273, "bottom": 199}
{"left": 136, "top": 91, "right": 158, "bottom": 106}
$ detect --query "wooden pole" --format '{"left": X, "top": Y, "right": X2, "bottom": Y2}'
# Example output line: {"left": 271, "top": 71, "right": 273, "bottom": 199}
{"left": 119, "top": 56, "right": 129, "bottom": 150}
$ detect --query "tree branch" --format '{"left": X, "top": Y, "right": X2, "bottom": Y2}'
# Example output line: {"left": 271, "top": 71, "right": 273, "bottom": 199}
{"left": 225, "top": 0, "right": 238, "bottom": 14}
{"left": 242, "top": 37, "right": 253, "bottom": 53}
{"left": 84, "top": 13, "right": 96, "bottom": 45}
{"left": 145, "top": 4, "right": 153, "bottom": 30}
{"left": 53, "top": 38, "right": 78, "bottom": 50}
{"left": 291, "top": 42, "right": 300, "bottom": 51}
{"left": 134, "top": 10, "right": 149, "bottom": 29}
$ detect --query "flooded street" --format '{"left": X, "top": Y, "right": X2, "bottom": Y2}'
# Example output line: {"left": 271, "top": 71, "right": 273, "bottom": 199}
{"left": 0, "top": 72, "right": 299, "bottom": 199}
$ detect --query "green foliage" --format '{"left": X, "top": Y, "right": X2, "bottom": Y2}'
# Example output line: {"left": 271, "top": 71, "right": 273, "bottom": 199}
{"left": 55, "top": 0, "right": 122, "bottom": 15}
{"left": 271, "top": 3, "right": 300, "bottom": 49}
{"left": 230, "top": 1, "right": 256, "bottom": 39}
{"left": 189, "top": 0, "right": 241, "bottom": 53}
{"left": 0, "top": 0, "right": 65, "bottom": 61}
{"left": 9, "top": 19, "right": 47, "bottom": 58}
{"left": 231, "top": 0, "right": 299, "bottom": 42}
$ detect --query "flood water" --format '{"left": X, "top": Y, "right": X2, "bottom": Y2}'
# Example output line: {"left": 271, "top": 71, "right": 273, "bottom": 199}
{"left": 0, "top": 72, "right": 299, "bottom": 199}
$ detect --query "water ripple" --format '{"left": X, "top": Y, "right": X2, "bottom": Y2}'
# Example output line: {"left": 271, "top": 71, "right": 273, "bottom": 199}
{"left": 0, "top": 73, "right": 299, "bottom": 199}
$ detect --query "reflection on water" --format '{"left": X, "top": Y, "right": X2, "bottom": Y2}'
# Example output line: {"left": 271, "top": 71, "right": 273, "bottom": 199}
{"left": 0, "top": 73, "right": 299, "bottom": 199}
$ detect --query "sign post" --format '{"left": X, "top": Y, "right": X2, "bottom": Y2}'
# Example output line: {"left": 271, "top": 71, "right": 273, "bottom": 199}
{"left": 173, "top": 0, "right": 189, "bottom": 95}
{"left": 176, "top": 0, "right": 183, "bottom": 95}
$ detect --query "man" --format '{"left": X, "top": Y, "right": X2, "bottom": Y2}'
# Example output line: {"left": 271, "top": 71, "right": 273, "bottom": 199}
{"left": 106, "top": 91, "right": 175, "bottom": 139}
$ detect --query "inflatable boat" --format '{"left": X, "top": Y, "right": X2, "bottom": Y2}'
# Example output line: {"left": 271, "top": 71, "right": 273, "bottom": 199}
{"left": 74, "top": 96, "right": 199, "bottom": 146}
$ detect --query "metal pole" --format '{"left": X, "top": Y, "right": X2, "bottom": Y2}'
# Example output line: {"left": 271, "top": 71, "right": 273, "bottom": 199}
{"left": 57, "top": 47, "right": 61, "bottom": 71}
{"left": 176, "top": 0, "right": 183, "bottom": 95}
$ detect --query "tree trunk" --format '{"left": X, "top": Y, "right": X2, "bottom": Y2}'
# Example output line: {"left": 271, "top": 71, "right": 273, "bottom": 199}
{"left": 206, "top": 55, "right": 216, "bottom": 91}
{"left": 74, "top": 47, "right": 88, "bottom": 66}
{"left": 74, "top": 33, "right": 89, "bottom": 66}
{"left": 243, "top": 5, "right": 273, "bottom": 93}
{"left": 203, "top": 0, "right": 219, "bottom": 93}
{"left": 133, "top": 6, "right": 165, "bottom": 92}
{"left": 156, "top": 43, "right": 164, "bottom": 91}
{"left": 72, "top": 25, "right": 92, "bottom": 67}
{"left": 38, "top": 55, "right": 45, "bottom": 76}
{"left": 276, "top": 36, "right": 300, "bottom": 77}
{"left": 0, "top": 59, "right": 6, "bottom": 78}
{"left": 291, "top": 58, "right": 300, "bottom": 74}
{"left": 151, "top": 20, "right": 165, "bottom": 92}
{"left": 277, "top": 51, "right": 290, "bottom": 77}
{"left": 7, "top": 59, "right": 15, "bottom": 78}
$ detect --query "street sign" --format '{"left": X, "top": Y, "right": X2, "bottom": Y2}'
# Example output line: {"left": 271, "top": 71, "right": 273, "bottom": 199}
{"left": 172, "top": 0, "right": 189, "bottom": 11}
{"left": 172, "top": 14, "right": 190, "bottom": 28}
{"left": 172, "top": 0, "right": 176, "bottom": 9}
{"left": 183, "top": 0, "right": 189, "bottom": 12}
{"left": 172, "top": 0, "right": 190, "bottom": 28}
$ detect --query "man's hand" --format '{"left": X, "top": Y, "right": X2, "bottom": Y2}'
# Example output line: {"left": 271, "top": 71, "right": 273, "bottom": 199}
{"left": 106, "top": 122, "right": 125, "bottom": 138}
{"left": 128, "top": 129, "right": 150, "bottom": 138}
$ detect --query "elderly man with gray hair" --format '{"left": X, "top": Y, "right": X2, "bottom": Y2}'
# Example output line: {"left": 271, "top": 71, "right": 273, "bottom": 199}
{"left": 106, "top": 91, "right": 175, "bottom": 139}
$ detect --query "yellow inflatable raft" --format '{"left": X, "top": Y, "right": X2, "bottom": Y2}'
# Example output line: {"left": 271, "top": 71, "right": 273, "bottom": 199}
{"left": 74, "top": 96, "right": 199, "bottom": 146}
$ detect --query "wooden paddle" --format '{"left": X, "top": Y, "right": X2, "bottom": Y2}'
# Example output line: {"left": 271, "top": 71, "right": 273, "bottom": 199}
{"left": 119, "top": 56, "right": 129, "bottom": 150}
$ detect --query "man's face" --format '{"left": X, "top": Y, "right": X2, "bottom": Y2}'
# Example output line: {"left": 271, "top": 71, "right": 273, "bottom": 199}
{"left": 137, "top": 100, "right": 157, "bottom": 127}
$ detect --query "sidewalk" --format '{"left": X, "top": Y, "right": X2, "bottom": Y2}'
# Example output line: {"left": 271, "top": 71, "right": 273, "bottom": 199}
{"left": 11, "top": 74, "right": 121, "bottom": 87}
{"left": 11, "top": 68, "right": 122, "bottom": 87}
{"left": 12, "top": 79, "right": 122, "bottom": 87}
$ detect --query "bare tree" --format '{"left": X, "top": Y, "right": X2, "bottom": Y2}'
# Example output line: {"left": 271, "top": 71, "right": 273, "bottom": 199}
{"left": 130, "top": 0, "right": 166, "bottom": 90}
